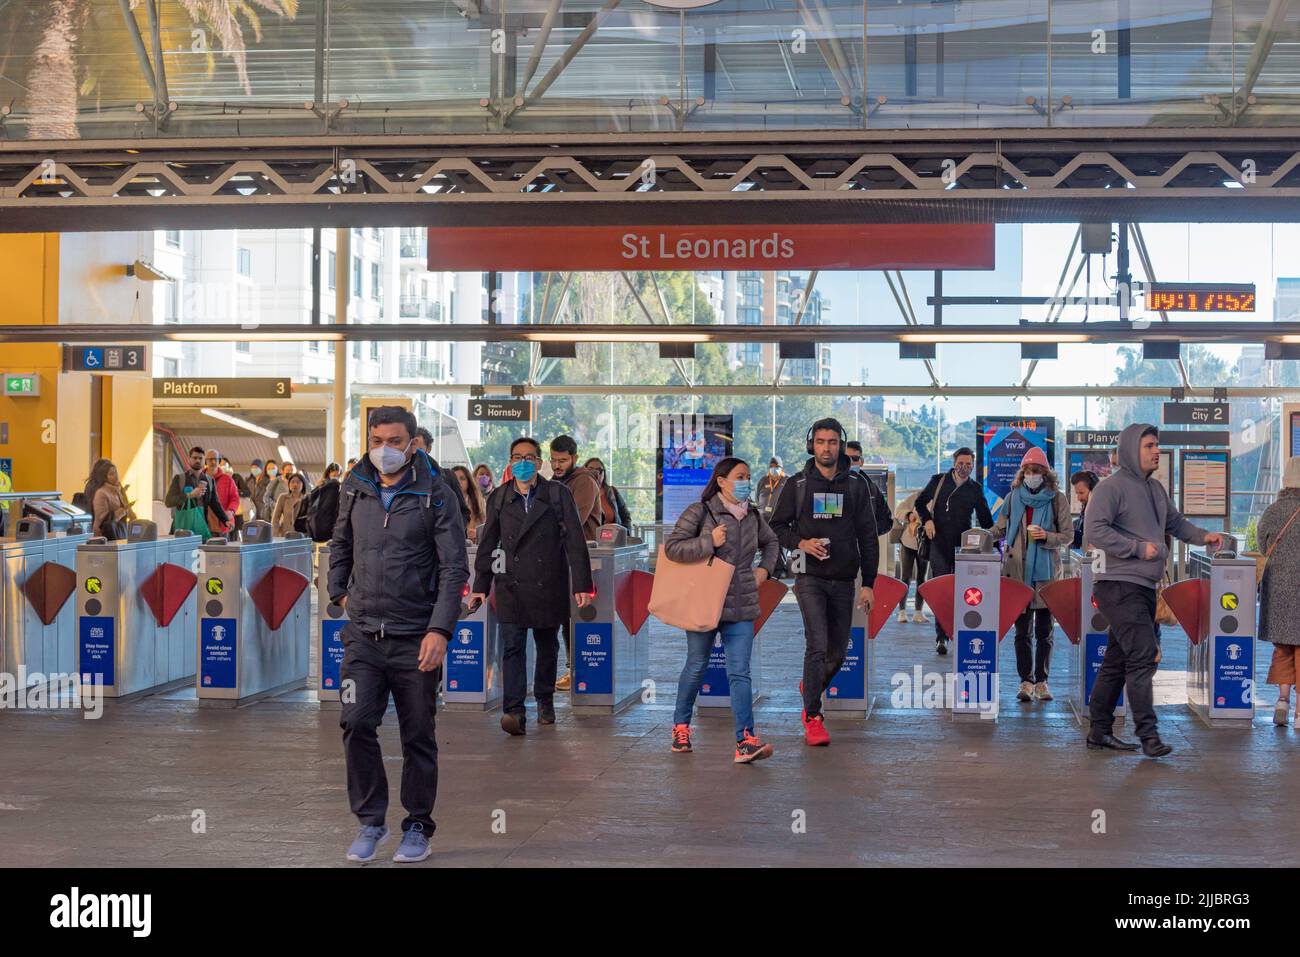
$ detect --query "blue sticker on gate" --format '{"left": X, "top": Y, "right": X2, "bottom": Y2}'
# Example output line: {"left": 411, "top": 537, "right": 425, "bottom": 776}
{"left": 446, "top": 620, "right": 485, "bottom": 694}
{"left": 826, "top": 626, "right": 865, "bottom": 700}
{"left": 955, "top": 630, "right": 997, "bottom": 707}
{"left": 1084, "top": 632, "right": 1124, "bottom": 707}
{"left": 574, "top": 622, "right": 613, "bottom": 696}
{"left": 1213, "top": 636, "right": 1253, "bottom": 710}
{"left": 79, "top": 616, "right": 115, "bottom": 687}
{"left": 700, "top": 634, "right": 730, "bottom": 699}
{"left": 200, "top": 618, "right": 237, "bottom": 689}
{"left": 321, "top": 619, "right": 346, "bottom": 692}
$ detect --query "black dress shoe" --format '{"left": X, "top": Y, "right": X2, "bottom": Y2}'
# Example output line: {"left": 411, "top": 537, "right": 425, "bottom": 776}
{"left": 500, "top": 711, "right": 526, "bottom": 736}
{"left": 537, "top": 702, "right": 556, "bottom": 725}
{"left": 935, "top": 639, "right": 948, "bottom": 656}
{"left": 1086, "top": 732, "right": 1139, "bottom": 751}
{"left": 1142, "top": 737, "right": 1173, "bottom": 757}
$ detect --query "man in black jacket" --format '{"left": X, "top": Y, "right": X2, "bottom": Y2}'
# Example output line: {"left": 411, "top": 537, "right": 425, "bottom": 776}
{"left": 469, "top": 437, "right": 593, "bottom": 736}
{"left": 915, "top": 447, "right": 995, "bottom": 655}
{"left": 329, "top": 406, "right": 468, "bottom": 865}
{"left": 769, "top": 417, "right": 878, "bottom": 748}
{"left": 164, "top": 445, "right": 228, "bottom": 534}
{"left": 846, "top": 440, "right": 895, "bottom": 536}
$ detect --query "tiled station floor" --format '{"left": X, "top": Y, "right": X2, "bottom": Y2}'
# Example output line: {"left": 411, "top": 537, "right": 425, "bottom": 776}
{"left": 2, "top": 596, "right": 1295, "bottom": 867}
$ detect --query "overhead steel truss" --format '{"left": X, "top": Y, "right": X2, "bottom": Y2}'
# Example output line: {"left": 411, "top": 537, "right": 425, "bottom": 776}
{"left": 3, "top": 128, "right": 1300, "bottom": 231}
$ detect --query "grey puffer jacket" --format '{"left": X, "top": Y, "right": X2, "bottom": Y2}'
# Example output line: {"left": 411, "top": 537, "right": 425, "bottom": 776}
{"left": 1259, "top": 489, "right": 1300, "bottom": 647}
{"left": 664, "top": 494, "right": 779, "bottom": 623}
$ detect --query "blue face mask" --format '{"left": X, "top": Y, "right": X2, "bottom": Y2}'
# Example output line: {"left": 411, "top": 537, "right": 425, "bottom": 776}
{"left": 731, "top": 480, "right": 752, "bottom": 500}
{"left": 512, "top": 460, "right": 537, "bottom": 483}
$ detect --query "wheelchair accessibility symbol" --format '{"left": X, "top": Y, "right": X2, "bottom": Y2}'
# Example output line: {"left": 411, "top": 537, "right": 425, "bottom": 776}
{"left": 1220, "top": 592, "right": 1238, "bottom": 611}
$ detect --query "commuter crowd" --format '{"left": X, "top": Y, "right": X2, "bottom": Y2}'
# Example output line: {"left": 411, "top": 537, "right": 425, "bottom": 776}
{"left": 110, "top": 409, "right": 1292, "bottom": 864}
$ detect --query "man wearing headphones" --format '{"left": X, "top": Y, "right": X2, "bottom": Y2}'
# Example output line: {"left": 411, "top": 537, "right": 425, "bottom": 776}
{"left": 769, "top": 417, "right": 879, "bottom": 747}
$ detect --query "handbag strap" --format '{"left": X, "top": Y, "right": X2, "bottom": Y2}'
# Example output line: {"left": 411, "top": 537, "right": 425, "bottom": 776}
{"left": 1265, "top": 502, "right": 1300, "bottom": 561}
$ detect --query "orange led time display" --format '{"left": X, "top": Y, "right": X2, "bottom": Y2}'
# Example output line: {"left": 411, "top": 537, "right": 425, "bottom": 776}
{"left": 1144, "top": 284, "right": 1255, "bottom": 313}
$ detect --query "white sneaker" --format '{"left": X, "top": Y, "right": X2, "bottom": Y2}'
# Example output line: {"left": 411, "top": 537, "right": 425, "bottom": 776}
{"left": 1017, "top": 681, "right": 1033, "bottom": 702}
{"left": 912, "top": 610, "right": 928, "bottom": 624}
{"left": 895, "top": 609, "right": 908, "bottom": 624}
{"left": 1034, "top": 681, "right": 1053, "bottom": 701}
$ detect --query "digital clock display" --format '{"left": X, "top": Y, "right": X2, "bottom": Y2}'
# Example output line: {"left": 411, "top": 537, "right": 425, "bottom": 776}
{"left": 1145, "top": 283, "right": 1255, "bottom": 313}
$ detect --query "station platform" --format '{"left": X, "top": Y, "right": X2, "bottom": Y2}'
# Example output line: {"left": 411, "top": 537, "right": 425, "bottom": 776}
{"left": 1, "top": 598, "right": 1293, "bottom": 868}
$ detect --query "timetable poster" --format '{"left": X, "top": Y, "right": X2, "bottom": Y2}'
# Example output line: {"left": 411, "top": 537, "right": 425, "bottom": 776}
{"left": 1180, "top": 450, "right": 1230, "bottom": 518}
{"left": 656, "top": 413, "right": 734, "bottom": 524}
{"left": 976, "top": 416, "right": 1056, "bottom": 522}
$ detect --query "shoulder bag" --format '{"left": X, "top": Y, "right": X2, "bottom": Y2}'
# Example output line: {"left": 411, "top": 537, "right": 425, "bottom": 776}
{"left": 648, "top": 507, "right": 736, "bottom": 633}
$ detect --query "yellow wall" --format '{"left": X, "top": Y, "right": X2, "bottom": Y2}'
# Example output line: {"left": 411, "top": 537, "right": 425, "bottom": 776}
{"left": 0, "top": 233, "right": 154, "bottom": 509}
{"left": 0, "top": 235, "right": 61, "bottom": 493}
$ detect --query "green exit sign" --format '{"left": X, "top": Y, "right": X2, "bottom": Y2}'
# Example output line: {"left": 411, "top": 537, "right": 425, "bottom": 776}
{"left": 4, "top": 374, "right": 39, "bottom": 397}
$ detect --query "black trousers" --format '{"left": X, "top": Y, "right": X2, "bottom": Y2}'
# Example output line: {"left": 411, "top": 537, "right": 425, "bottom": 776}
{"left": 899, "top": 545, "right": 928, "bottom": 611}
{"left": 1014, "top": 607, "right": 1054, "bottom": 683}
{"left": 339, "top": 624, "right": 439, "bottom": 834}
{"left": 1089, "top": 580, "right": 1160, "bottom": 741}
{"left": 794, "top": 575, "right": 856, "bottom": 718}
{"left": 928, "top": 546, "right": 955, "bottom": 641}
{"left": 500, "top": 623, "right": 559, "bottom": 715}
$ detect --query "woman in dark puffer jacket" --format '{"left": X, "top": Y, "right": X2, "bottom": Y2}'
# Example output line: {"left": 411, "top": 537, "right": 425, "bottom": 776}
{"left": 664, "top": 457, "right": 779, "bottom": 764}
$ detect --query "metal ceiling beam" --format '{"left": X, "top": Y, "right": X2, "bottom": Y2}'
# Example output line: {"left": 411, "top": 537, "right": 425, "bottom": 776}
{"left": 18, "top": 321, "right": 1300, "bottom": 345}
{"left": 513, "top": 0, "right": 621, "bottom": 113}
{"left": 519, "top": 0, "right": 564, "bottom": 96}
{"left": 116, "top": 0, "right": 161, "bottom": 106}
{"left": 1236, "top": 0, "right": 1294, "bottom": 109}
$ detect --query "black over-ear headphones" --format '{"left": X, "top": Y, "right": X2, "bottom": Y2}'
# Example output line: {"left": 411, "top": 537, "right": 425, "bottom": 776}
{"left": 806, "top": 418, "right": 848, "bottom": 456}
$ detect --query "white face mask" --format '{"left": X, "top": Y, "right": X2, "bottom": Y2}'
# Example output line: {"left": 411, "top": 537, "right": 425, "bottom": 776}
{"left": 369, "top": 440, "right": 412, "bottom": 476}
{"left": 1023, "top": 473, "right": 1044, "bottom": 491}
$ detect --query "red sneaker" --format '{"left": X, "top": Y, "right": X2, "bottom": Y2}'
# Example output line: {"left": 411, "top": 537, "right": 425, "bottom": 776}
{"left": 671, "top": 723, "right": 692, "bottom": 753}
{"left": 804, "top": 714, "right": 830, "bottom": 747}
{"left": 734, "top": 732, "right": 774, "bottom": 764}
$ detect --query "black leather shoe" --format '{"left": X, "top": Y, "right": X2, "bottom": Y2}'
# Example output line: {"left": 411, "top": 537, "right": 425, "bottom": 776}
{"left": 1142, "top": 737, "right": 1173, "bottom": 758}
{"left": 935, "top": 640, "right": 948, "bottom": 656}
{"left": 500, "top": 711, "right": 526, "bottom": 736}
{"left": 537, "top": 702, "right": 556, "bottom": 725}
{"left": 1086, "top": 732, "right": 1139, "bottom": 751}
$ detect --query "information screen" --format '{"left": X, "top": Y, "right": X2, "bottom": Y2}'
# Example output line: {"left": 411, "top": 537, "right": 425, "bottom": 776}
{"left": 1179, "top": 450, "right": 1230, "bottom": 518}
{"left": 656, "top": 414, "right": 734, "bottom": 525}
{"left": 976, "top": 416, "right": 1056, "bottom": 522}
{"left": 1145, "top": 283, "right": 1255, "bottom": 313}
{"left": 1291, "top": 412, "right": 1300, "bottom": 460}
{"left": 1066, "top": 448, "right": 1113, "bottom": 514}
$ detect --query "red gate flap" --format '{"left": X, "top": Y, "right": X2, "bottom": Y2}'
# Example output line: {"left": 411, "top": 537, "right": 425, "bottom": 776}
{"left": 1161, "top": 578, "right": 1209, "bottom": 645}
{"left": 998, "top": 579, "right": 1036, "bottom": 640}
{"left": 616, "top": 569, "right": 654, "bottom": 636}
{"left": 754, "top": 577, "right": 789, "bottom": 636}
{"left": 1039, "top": 577, "right": 1083, "bottom": 644}
{"left": 140, "top": 562, "right": 198, "bottom": 628}
{"left": 23, "top": 561, "right": 76, "bottom": 626}
{"left": 917, "top": 574, "right": 955, "bottom": 641}
{"left": 866, "top": 575, "right": 909, "bottom": 640}
{"left": 249, "top": 564, "right": 309, "bottom": 631}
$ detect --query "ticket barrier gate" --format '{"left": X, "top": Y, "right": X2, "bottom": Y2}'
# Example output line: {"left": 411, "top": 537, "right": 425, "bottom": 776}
{"left": 75, "top": 520, "right": 200, "bottom": 698}
{"left": 695, "top": 578, "right": 784, "bottom": 716}
{"left": 314, "top": 544, "right": 347, "bottom": 710}
{"left": 0, "top": 516, "right": 92, "bottom": 689}
{"left": 1039, "top": 554, "right": 1125, "bottom": 728}
{"left": 918, "top": 529, "right": 1034, "bottom": 721}
{"left": 820, "top": 574, "right": 909, "bottom": 720}
{"left": 1161, "top": 538, "right": 1256, "bottom": 727}
{"left": 196, "top": 521, "right": 311, "bottom": 706}
{"left": 445, "top": 542, "right": 502, "bottom": 712}
{"left": 570, "top": 525, "right": 650, "bottom": 715}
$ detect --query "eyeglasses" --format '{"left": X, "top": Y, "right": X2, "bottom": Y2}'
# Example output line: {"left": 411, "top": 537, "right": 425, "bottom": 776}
{"left": 510, "top": 453, "right": 540, "bottom": 464}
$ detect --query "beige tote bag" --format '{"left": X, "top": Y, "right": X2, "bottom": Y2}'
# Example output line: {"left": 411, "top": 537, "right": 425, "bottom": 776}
{"left": 648, "top": 514, "right": 736, "bottom": 633}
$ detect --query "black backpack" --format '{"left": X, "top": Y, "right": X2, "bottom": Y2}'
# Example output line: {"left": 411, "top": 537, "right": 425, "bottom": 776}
{"left": 302, "top": 481, "right": 341, "bottom": 542}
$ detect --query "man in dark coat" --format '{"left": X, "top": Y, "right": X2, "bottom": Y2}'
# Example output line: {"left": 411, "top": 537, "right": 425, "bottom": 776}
{"left": 470, "top": 436, "right": 593, "bottom": 736}
{"left": 164, "top": 444, "right": 228, "bottom": 534}
{"left": 328, "top": 405, "right": 468, "bottom": 864}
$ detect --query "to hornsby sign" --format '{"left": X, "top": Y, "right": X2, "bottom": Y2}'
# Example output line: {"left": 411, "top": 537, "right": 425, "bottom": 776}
{"left": 427, "top": 224, "right": 994, "bottom": 272}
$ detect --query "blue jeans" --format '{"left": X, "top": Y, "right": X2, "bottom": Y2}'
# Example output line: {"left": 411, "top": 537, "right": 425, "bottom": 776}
{"left": 673, "top": 620, "right": 756, "bottom": 742}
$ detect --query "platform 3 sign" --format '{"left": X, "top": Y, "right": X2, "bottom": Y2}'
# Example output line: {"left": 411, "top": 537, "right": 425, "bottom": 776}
{"left": 428, "top": 224, "right": 995, "bottom": 272}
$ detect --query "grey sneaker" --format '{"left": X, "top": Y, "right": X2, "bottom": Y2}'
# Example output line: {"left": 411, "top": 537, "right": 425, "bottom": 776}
{"left": 1034, "top": 681, "right": 1053, "bottom": 701}
{"left": 346, "top": 824, "right": 389, "bottom": 863}
{"left": 1277, "top": 701, "right": 1291, "bottom": 727}
{"left": 393, "top": 823, "right": 432, "bottom": 863}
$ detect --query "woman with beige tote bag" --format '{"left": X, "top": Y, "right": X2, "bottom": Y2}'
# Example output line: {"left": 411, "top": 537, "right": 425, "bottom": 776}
{"left": 656, "top": 457, "right": 780, "bottom": 764}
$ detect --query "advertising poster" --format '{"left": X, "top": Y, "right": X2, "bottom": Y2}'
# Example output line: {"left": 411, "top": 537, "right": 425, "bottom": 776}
{"left": 975, "top": 416, "right": 1057, "bottom": 521}
{"left": 656, "top": 413, "right": 734, "bottom": 525}
{"left": 1180, "top": 450, "right": 1230, "bottom": 518}
{"left": 1066, "top": 448, "right": 1114, "bottom": 514}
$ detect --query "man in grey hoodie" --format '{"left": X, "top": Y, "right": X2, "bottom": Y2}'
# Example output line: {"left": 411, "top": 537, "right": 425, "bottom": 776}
{"left": 1083, "top": 423, "right": 1223, "bottom": 757}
